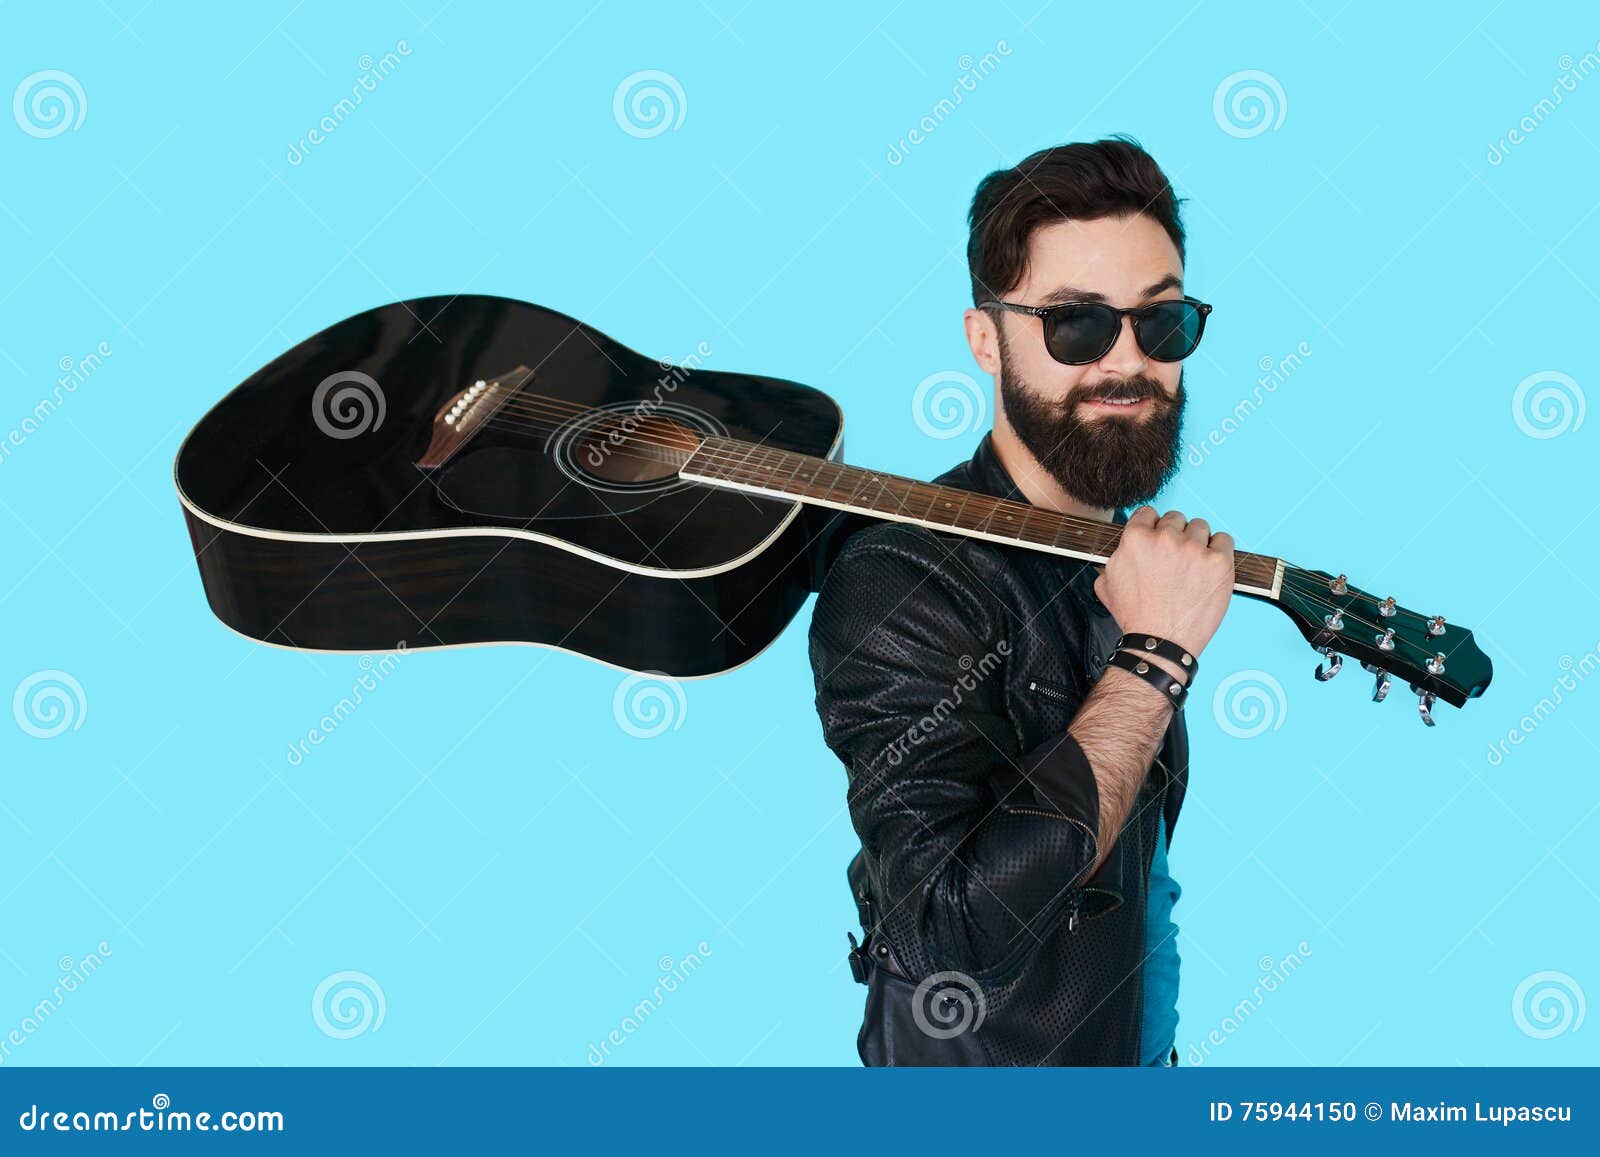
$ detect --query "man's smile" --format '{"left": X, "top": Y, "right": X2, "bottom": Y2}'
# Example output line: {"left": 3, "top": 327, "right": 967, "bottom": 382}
{"left": 1078, "top": 394, "right": 1153, "bottom": 415}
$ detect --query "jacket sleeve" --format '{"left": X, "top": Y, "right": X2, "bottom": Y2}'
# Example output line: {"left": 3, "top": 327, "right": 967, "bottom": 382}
{"left": 808, "top": 525, "right": 1102, "bottom": 975}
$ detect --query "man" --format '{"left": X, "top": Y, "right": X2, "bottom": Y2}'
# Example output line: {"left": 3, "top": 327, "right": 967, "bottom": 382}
{"left": 808, "top": 136, "right": 1234, "bottom": 1066}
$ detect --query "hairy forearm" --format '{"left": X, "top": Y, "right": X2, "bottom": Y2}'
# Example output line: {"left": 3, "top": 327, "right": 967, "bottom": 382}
{"left": 1068, "top": 659, "right": 1185, "bottom": 871}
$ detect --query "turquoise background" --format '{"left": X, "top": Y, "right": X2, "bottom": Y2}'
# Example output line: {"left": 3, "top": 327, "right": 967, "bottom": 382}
{"left": 3, "top": 1, "right": 1597, "bottom": 1066}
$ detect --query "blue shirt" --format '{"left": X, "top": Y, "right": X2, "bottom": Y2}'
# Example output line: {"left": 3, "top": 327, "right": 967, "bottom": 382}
{"left": 1141, "top": 812, "right": 1181, "bottom": 1065}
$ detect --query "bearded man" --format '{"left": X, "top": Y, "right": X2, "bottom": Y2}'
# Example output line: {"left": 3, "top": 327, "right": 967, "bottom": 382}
{"left": 809, "top": 136, "right": 1235, "bottom": 1066}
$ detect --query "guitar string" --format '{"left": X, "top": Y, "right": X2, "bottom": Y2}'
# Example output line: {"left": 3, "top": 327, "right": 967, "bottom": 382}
{"left": 477, "top": 393, "right": 1178, "bottom": 555}
{"left": 479, "top": 420, "right": 1444, "bottom": 671}
{"left": 1273, "top": 563, "right": 1461, "bottom": 670}
{"left": 1277, "top": 573, "right": 1451, "bottom": 662}
{"left": 481, "top": 390, "right": 1272, "bottom": 571}
{"left": 479, "top": 390, "right": 1324, "bottom": 586}
{"left": 463, "top": 391, "right": 1448, "bottom": 668}
{"left": 480, "top": 403, "right": 1181, "bottom": 561}
{"left": 485, "top": 403, "right": 1443, "bottom": 656}
{"left": 482, "top": 406, "right": 1442, "bottom": 658}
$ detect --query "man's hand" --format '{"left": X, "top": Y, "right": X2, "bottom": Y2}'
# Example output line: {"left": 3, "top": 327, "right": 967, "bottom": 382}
{"left": 1093, "top": 506, "right": 1235, "bottom": 667}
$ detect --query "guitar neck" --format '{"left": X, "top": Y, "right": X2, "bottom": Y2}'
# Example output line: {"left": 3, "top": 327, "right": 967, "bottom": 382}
{"left": 680, "top": 435, "right": 1285, "bottom": 599}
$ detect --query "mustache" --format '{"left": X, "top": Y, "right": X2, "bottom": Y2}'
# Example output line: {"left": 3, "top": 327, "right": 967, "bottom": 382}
{"left": 1072, "top": 377, "right": 1165, "bottom": 406}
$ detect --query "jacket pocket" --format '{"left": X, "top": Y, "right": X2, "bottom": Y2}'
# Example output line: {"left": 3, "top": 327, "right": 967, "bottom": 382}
{"left": 1066, "top": 884, "right": 1123, "bottom": 928}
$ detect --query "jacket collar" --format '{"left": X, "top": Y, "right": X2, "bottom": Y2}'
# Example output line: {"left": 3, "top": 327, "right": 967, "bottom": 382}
{"left": 968, "top": 430, "right": 1025, "bottom": 503}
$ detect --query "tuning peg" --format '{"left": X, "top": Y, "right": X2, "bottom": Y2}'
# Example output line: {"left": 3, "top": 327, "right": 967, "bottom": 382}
{"left": 1323, "top": 610, "right": 1345, "bottom": 633}
{"left": 1361, "top": 661, "right": 1391, "bottom": 702}
{"left": 1314, "top": 648, "right": 1343, "bottom": 681}
{"left": 1412, "top": 685, "right": 1437, "bottom": 726}
{"left": 1378, "top": 596, "right": 1397, "bottom": 618}
{"left": 1375, "top": 627, "right": 1396, "bottom": 651}
{"left": 1329, "top": 574, "right": 1348, "bottom": 595}
{"left": 1427, "top": 615, "right": 1446, "bottom": 637}
{"left": 1426, "top": 652, "right": 1446, "bottom": 675}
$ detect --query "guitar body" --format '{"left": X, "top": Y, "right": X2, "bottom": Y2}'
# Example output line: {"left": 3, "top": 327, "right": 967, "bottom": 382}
{"left": 175, "top": 296, "right": 844, "bottom": 676}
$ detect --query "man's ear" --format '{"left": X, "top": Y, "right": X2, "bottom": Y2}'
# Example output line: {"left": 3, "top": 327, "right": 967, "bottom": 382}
{"left": 963, "top": 306, "right": 1002, "bottom": 376}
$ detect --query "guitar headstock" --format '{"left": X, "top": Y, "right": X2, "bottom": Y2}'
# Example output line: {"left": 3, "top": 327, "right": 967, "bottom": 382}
{"left": 1271, "top": 566, "right": 1493, "bottom": 724}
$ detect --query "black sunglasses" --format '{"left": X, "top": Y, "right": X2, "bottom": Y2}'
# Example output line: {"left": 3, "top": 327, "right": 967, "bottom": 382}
{"left": 982, "top": 295, "right": 1213, "bottom": 365}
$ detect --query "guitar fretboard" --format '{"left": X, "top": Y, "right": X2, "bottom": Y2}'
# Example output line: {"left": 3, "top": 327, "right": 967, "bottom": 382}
{"left": 680, "top": 435, "right": 1284, "bottom": 597}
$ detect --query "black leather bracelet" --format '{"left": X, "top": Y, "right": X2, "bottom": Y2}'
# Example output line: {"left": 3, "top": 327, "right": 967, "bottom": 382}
{"left": 1113, "top": 632, "right": 1198, "bottom": 681}
{"left": 1102, "top": 648, "right": 1189, "bottom": 711}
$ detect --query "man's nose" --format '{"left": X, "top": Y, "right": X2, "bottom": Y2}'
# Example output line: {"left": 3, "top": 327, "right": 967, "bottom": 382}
{"left": 1098, "top": 315, "right": 1147, "bottom": 374}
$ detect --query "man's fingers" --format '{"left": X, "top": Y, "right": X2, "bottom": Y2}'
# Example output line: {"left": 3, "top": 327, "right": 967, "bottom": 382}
{"left": 1209, "top": 530, "right": 1235, "bottom": 553}
{"left": 1185, "top": 517, "right": 1211, "bottom": 542}
{"left": 1126, "top": 505, "right": 1159, "bottom": 529}
{"left": 1157, "top": 509, "right": 1188, "bottom": 534}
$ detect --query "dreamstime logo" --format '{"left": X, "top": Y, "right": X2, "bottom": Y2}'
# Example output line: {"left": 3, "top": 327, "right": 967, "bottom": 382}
{"left": 1486, "top": 642, "right": 1600, "bottom": 766}
{"left": 1212, "top": 669, "right": 1287, "bottom": 738}
{"left": 612, "top": 70, "right": 686, "bottom": 139}
{"left": 885, "top": 41, "right": 1013, "bottom": 166}
{"left": 1487, "top": 43, "right": 1600, "bottom": 166}
{"left": 583, "top": 340, "right": 712, "bottom": 474}
{"left": 0, "top": 942, "right": 113, "bottom": 1066}
{"left": 912, "top": 370, "right": 986, "bottom": 440}
{"left": 911, "top": 971, "right": 986, "bottom": 1039}
{"left": 1512, "top": 970, "right": 1585, "bottom": 1040}
{"left": 285, "top": 41, "right": 412, "bottom": 165}
{"left": 13, "top": 70, "right": 87, "bottom": 138}
{"left": 285, "top": 644, "right": 407, "bottom": 765}
{"left": 311, "top": 970, "right": 386, "bottom": 1039}
{"left": 1185, "top": 941, "right": 1312, "bottom": 1065}
{"left": 586, "top": 942, "right": 713, "bottom": 1065}
{"left": 612, "top": 671, "right": 687, "bottom": 738}
{"left": 1511, "top": 370, "right": 1584, "bottom": 439}
{"left": 883, "top": 642, "right": 1010, "bottom": 768}
{"left": 1, "top": 340, "right": 112, "bottom": 471}
{"left": 1212, "top": 70, "right": 1287, "bottom": 139}
{"left": 311, "top": 371, "right": 386, "bottom": 439}
{"left": 13, "top": 670, "right": 87, "bottom": 739}
{"left": 1186, "top": 342, "right": 1312, "bottom": 467}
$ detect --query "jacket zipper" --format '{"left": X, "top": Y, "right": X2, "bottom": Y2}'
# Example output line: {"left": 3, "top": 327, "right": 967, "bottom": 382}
{"left": 999, "top": 804, "right": 1105, "bottom": 936}
{"left": 1027, "top": 678, "right": 1074, "bottom": 704}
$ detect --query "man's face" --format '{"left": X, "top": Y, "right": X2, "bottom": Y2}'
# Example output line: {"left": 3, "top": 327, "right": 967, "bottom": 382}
{"left": 970, "top": 213, "right": 1189, "bottom": 511}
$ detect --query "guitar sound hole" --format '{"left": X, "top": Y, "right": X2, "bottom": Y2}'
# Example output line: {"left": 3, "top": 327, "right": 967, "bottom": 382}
{"left": 571, "top": 413, "right": 701, "bottom": 484}
{"left": 552, "top": 400, "right": 726, "bottom": 496}
{"left": 430, "top": 399, "right": 730, "bottom": 523}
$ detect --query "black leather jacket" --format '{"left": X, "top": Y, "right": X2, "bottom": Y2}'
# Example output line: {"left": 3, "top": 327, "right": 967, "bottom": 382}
{"left": 808, "top": 431, "right": 1188, "bottom": 1066}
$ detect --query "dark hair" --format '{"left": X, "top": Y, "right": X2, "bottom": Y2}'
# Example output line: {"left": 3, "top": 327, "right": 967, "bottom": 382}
{"left": 966, "top": 135, "right": 1186, "bottom": 304}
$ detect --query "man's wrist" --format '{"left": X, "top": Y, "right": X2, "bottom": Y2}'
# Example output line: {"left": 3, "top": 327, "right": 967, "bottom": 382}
{"left": 1095, "top": 663, "right": 1175, "bottom": 703}
{"left": 1107, "top": 633, "right": 1196, "bottom": 688}
{"left": 1102, "top": 650, "right": 1190, "bottom": 710}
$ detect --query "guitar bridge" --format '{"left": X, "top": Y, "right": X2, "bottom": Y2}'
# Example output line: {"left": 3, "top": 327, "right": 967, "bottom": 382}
{"left": 414, "top": 365, "right": 532, "bottom": 469}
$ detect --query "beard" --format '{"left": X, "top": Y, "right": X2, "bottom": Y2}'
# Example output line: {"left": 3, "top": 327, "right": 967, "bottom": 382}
{"left": 997, "top": 339, "right": 1186, "bottom": 512}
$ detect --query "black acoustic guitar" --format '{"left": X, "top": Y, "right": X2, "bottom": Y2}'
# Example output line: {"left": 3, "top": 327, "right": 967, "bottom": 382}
{"left": 175, "top": 295, "right": 1491, "bottom": 723}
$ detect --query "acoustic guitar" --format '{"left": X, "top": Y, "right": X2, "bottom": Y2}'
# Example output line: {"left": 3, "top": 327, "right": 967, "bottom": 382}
{"left": 175, "top": 295, "right": 1491, "bottom": 724}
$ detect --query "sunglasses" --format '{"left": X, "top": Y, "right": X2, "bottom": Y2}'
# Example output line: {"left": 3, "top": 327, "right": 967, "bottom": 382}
{"left": 982, "top": 295, "right": 1213, "bottom": 366}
